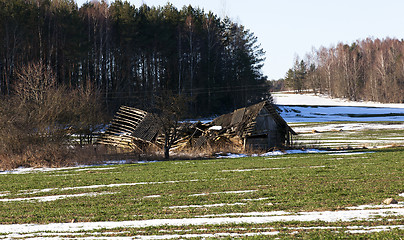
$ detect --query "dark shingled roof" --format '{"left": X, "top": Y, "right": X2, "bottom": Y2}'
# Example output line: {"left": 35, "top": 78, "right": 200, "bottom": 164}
{"left": 130, "top": 113, "right": 160, "bottom": 142}
{"left": 211, "top": 100, "right": 296, "bottom": 137}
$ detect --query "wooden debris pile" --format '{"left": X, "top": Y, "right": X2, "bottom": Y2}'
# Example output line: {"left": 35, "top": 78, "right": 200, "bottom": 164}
{"left": 97, "top": 100, "right": 296, "bottom": 153}
{"left": 96, "top": 106, "right": 159, "bottom": 152}
{"left": 170, "top": 122, "right": 244, "bottom": 152}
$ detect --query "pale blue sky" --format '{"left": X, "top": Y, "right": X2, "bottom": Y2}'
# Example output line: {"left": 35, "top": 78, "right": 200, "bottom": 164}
{"left": 75, "top": 0, "right": 404, "bottom": 79}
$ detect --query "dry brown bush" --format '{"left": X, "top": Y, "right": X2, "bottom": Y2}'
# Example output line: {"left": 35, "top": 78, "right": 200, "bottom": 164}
{"left": 0, "top": 61, "right": 106, "bottom": 170}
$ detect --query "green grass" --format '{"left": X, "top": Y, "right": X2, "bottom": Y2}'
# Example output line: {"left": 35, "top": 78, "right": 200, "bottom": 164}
{"left": 0, "top": 122, "right": 403, "bottom": 238}
{"left": 0, "top": 148, "right": 403, "bottom": 237}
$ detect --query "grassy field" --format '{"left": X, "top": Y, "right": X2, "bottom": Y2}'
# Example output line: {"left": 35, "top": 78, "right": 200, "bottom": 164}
{"left": 0, "top": 137, "right": 403, "bottom": 238}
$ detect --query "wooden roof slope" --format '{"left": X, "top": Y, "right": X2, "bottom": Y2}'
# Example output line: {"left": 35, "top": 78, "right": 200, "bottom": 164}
{"left": 96, "top": 106, "right": 160, "bottom": 149}
{"left": 211, "top": 100, "right": 296, "bottom": 137}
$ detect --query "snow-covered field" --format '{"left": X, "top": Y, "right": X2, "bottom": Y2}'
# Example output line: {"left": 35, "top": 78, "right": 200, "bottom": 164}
{"left": 273, "top": 93, "right": 404, "bottom": 122}
{"left": 271, "top": 92, "right": 404, "bottom": 148}
{"left": 0, "top": 207, "right": 403, "bottom": 238}
{"left": 273, "top": 92, "right": 404, "bottom": 108}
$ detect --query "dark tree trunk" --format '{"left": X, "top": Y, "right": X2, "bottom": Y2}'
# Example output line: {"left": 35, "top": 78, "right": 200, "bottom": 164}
{"left": 164, "top": 146, "right": 170, "bottom": 160}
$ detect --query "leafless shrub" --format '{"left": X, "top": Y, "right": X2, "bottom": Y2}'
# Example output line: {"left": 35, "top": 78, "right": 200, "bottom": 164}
{"left": 0, "top": 61, "right": 106, "bottom": 170}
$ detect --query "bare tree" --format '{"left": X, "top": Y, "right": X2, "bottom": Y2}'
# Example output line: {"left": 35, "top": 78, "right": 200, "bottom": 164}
{"left": 152, "top": 91, "right": 189, "bottom": 160}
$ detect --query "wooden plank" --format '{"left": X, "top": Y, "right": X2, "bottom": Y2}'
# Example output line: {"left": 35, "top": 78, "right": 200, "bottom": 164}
{"left": 116, "top": 114, "right": 144, "bottom": 123}
{"left": 110, "top": 118, "right": 138, "bottom": 128}
{"left": 116, "top": 111, "right": 145, "bottom": 122}
{"left": 108, "top": 121, "right": 136, "bottom": 132}
{"left": 118, "top": 108, "right": 147, "bottom": 117}
{"left": 99, "top": 137, "right": 132, "bottom": 144}
{"left": 103, "top": 129, "right": 132, "bottom": 136}
{"left": 120, "top": 106, "right": 147, "bottom": 115}
{"left": 113, "top": 115, "right": 143, "bottom": 125}
{"left": 107, "top": 124, "right": 136, "bottom": 133}
{"left": 107, "top": 124, "right": 134, "bottom": 133}
{"left": 97, "top": 139, "right": 131, "bottom": 145}
{"left": 97, "top": 142, "right": 133, "bottom": 148}
{"left": 100, "top": 132, "right": 133, "bottom": 139}
{"left": 101, "top": 135, "right": 132, "bottom": 143}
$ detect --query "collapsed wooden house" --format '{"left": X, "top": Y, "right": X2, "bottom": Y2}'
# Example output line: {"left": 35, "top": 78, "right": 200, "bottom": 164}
{"left": 96, "top": 106, "right": 161, "bottom": 151}
{"left": 208, "top": 100, "right": 297, "bottom": 150}
{"left": 96, "top": 100, "right": 296, "bottom": 152}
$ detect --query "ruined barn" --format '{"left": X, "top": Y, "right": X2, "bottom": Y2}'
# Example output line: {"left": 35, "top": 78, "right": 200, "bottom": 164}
{"left": 97, "top": 100, "right": 296, "bottom": 152}
{"left": 207, "top": 100, "right": 297, "bottom": 150}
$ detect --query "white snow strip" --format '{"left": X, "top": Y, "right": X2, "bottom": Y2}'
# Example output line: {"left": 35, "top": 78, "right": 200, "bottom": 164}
{"left": 0, "top": 208, "right": 403, "bottom": 234}
{"left": 221, "top": 168, "right": 285, "bottom": 172}
{"left": 16, "top": 179, "right": 200, "bottom": 196}
{"left": 72, "top": 232, "right": 280, "bottom": 239}
{"left": 0, "top": 166, "right": 84, "bottom": 175}
{"left": 241, "top": 197, "right": 271, "bottom": 202}
{"left": 346, "top": 202, "right": 404, "bottom": 210}
{"left": 208, "top": 126, "right": 223, "bottom": 131}
{"left": 273, "top": 93, "right": 404, "bottom": 108}
{"left": 217, "top": 153, "right": 248, "bottom": 158}
{"left": 262, "top": 149, "right": 328, "bottom": 157}
{"left": 328, "top": 152, "right": 375, "bottom": 155}
{"left": 217, "top": 149, "right": 330, "bottom": 159}
{"left": 293, "top": 123, "right": 404, "bottom": 133}
{"left": 0, "top": 192, "right": 116, "bottom": 202}
{"left": 168, "top": 202, "right": 246, "bottom": 209}
{"left": 221, "top": 166, "right": 326, "bottom": 172}
{"left": 189, "top": 190, "right": 257, "bottom": 196}
{"left": 75, "top": 167, "right": 116, "bottom": 172}
{"left": 0, "top": 192, "right": 10, "bottom": 197}
{"left": 346, "top": 229, "right": 384, "bottom": 234}
{"left": 379, "top": 137, "right": 404, "bottom": 140}
{"left": 138, "top": 232, "right": 280, "bottom": 239}
{"left": 3, "top": 226, "right": 404, "bottom": 239}
{"left": 307, "top": 165, "right": 326, "bottom": 169}
{"left": 143, "top": 195, "right": 162, "bottom": 199}
{"left": 197, "top": 211, "right": 291, "bottom": 218}
{"left": 0, "top": 161, "right": 158, "bottom": 175}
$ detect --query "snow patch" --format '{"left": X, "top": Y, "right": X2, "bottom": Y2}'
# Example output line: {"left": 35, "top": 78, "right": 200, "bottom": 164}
{"left": 189, "top": 190, "right": 257, "bottom": 196}
{"left": 0, "top": 208, "right": 402, "bottom": 234}
{"left": 12, "top": 179, "right": 200, "bottom": 196}
{"left": 346, "top": 202, "right": 404, "bottom": 210}
{"left": 217, "top": 153, "right": 248, "bottom": 158}
{"left": 209, "top": 126, "right": 223, "bottom": 131}
{"left": 0, "top": 192, "right": 116, "bottom": 202}
{"left": 273, "top": 93, "right": 404, "bottom": 108}
{"left": 241, "top": 197, "right": 271, "bottom": 202}
{"left": 143, "top": 195, "right": 161, "bottom": 199}
{"left": 3, "top": 225, "right": 403, "bottom": 239}
{"left": 221, "top": 167, "right": 285, "bottom": 172}
{"left": 328, "top": 152, "right": 375, "bottom": 156}
{"left": 217, "top": 149, "right": 329, "bottom": 159}
{"left": 293, "top": 123, "right": 404, "bottom": 133}
{"left": 75, "top": 167, "right": 116, "bottom": 171}
{"left": 198, "top": 211, "right": 291, "bottom": 218}
{"left": 168, "top": 202, "right": 246, "bottom": 209}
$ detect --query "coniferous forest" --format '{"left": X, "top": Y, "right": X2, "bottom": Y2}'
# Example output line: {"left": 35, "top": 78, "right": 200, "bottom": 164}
{"left": 0, "top": 0, "right": 269, "bottom": 116}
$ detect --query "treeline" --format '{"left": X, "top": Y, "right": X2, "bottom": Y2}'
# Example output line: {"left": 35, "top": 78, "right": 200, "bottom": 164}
{"left": 0, "top": 0, "right": 269, "bottom": 116}
{"left": 285, "top": 38, "right": 404, "bottom": 103}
